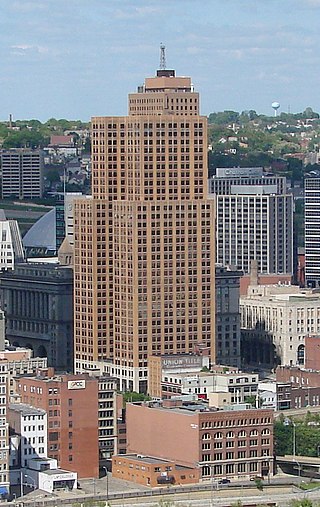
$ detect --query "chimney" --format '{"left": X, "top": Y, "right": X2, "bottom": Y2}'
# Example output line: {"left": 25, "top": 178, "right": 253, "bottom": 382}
{"left": 250, "top": 260, "right": 259, "bottom": 286}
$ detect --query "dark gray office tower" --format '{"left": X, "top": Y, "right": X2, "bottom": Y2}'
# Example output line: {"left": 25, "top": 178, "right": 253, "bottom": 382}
{"left": 209, "top": 167, "right": 293, "bottom": 275}
{"left": 1, "top": 149, "right": 44, "bottom": 199}
{"left": 0, "top": 263, "right": 73, "bottom": 369}
{"left": 215, "top": 264, "right": 242, "bottom": 368}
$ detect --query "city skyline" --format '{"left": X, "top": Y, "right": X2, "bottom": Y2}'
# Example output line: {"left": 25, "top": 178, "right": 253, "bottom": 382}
{"left": 0, "top": 0, "right": 319, "bottom": 121}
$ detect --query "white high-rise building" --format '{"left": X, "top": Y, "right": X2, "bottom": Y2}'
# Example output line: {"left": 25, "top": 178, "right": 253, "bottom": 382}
{"left": 0, "top": 218, "right": 24, "bottom": 271}
{"left": 305, "top": 177, "right": 320, "bottom": 287}
{"left": 0, "top": 361, "right": 10, "bottom": 497}
{"left": 209, "top": 168, "right": 293, "bottom": 275}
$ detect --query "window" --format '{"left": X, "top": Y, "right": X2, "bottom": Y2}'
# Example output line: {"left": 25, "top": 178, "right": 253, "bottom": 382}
{"left": 238, "top": 463, "right": 246, "bottom": 473}
{"left": 226, "top": 464, "right": 234, "bottom": 474}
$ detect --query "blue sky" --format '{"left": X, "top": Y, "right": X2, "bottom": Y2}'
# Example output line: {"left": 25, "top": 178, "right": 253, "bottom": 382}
{"left": 1, "top": 0, "right": 320, "bottom": 121}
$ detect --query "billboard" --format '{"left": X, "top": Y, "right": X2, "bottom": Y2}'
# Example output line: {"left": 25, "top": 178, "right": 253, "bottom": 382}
{"left": 67, "top": 379, "right": 86, "bottom": 390}
{"left": 216, "top": 167, "right": 263, "bottom": 178}
{"left": 162, "top": 355, "right": 202, "bottom": 370}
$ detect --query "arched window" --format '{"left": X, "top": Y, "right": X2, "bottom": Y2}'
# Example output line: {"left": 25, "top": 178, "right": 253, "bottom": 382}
{"left": 214, "top": 432, "right": 223, "bottom": 440}
{"left": 202, "top": 433, "right": 211, "bottom": 440}
{"left": 297, "top": 344, "right": 305, "bottom": 365}
{"left": 226, "top": 431, "right": 235, "bottom": 438}
{"left": 250, "top": 429, "right": 258, "bottom": 436}
{"left": 238, "top": 430, "right": 246, "bottom": 437}
{"left": 261, "top": 428, "right": 270, "bottom": 435}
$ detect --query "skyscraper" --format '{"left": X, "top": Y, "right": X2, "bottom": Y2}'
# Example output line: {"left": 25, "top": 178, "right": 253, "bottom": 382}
{"left": 74, "top": 63, "right": 216, "bottom": 393}
{"left": 209, "top": 167, "right": 293, "bottom": 275}
{"left": 305, "top": 177, "right": 320, "bottom": 287}
{"left": 1, "top": 149, "right": 43, "bottom": 200}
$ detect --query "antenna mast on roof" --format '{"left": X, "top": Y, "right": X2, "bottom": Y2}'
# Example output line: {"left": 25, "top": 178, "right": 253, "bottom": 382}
{"left": 160, "top": 43, "right": 166, "bottom": 70}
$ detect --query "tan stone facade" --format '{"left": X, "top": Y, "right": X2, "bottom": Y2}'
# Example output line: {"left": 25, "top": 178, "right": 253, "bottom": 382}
{"left": 74, "top": 69, "right": 215, "bottom": 392}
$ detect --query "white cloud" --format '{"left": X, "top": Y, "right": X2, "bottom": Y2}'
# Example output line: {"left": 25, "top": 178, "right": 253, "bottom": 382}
{"left": 10, "top": 44, "right": 49, "bottom": 55}
{"left": 11, "top": 1, "right": 46, "bottom": 12}
{"left": 114, "top": 4, "right": 164, "bottom": 19}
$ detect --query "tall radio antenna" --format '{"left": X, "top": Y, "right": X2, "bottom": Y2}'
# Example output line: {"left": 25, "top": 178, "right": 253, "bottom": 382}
{"left": 160, "top": 43, "right": 166, "bottom": 70}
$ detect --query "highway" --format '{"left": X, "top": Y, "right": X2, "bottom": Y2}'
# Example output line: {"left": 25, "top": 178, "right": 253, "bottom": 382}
{"left": 108, "top": 485, "right": 320, "bottom": 506}
{"left": 15, "top": 482, "right": 320, "bottom": 507}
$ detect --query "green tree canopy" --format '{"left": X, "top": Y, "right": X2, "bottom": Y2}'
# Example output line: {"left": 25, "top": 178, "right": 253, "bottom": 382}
{"left": 2, "top": 130, "right": 48, "bottom": 149}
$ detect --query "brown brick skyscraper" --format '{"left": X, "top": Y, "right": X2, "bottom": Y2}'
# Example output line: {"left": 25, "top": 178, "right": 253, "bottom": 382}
{"left": 74, "top": 65, "right": 215, "bottom": 393}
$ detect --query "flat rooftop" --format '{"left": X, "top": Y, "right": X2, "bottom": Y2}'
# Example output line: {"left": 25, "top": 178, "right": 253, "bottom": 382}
{"left": 42, "top": 469, "right": 75, "bottom": 476}
{"left": 118, "top": 454, "right": 194, "bottom": 470}
{"left": 121, "top": 454, "right": 172, "bottom": 465}
{"left": 9, "top": 403, "right": 46, "bottom": 416}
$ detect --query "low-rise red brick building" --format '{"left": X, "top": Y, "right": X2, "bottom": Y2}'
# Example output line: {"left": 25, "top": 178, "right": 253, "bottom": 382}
{"left": 305, "top": 335, "right": 320, "bottom": 371}
{"left": 276, "top": 365, "right": 320, "bottom": 387}
{"left": 112, "top": 454, "right": 199, "bottom": 487}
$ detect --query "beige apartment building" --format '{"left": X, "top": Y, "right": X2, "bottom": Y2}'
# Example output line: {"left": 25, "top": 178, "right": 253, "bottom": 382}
{"left": 241, "top": 282, "right": 320, "bottom": 367}
{"left": 74, "top": 67, "right": 216, "bottom": 392}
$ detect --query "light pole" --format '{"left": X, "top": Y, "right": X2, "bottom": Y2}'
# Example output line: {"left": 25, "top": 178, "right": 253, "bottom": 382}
{"left": 102, "top": 466, "right": 109, "bottom": 500}
{"left": 24, "top": 474, "right": 36, "bottom": 490}
{"left": 25, "top": 474, "right": 36, "bottom": 487}
{"left": 291, "top": 421, "right": 301, "bottom": 477}
{"left": 210, "top": 466, "right": 214, "bottom": 507}
{"left": 284, "top": 418, "right": 300, "bottom": 477}
{"left": 20, "top": 470, "right": 23, "bottom": 498}
{"left": 292, "top": 421, "right": 296, "bottom": 458}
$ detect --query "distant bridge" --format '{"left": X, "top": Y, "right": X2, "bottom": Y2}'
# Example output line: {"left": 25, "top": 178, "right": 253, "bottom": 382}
{"left": 277, "top": 454, "right": 320, "bottom": 478}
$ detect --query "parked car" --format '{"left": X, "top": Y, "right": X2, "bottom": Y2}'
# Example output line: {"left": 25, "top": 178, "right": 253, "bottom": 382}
{"left": 250, "top": 475, "right": 264, "bottom": 481}
{"left": 218, "top": 478, "right": 231, "bottom": 484}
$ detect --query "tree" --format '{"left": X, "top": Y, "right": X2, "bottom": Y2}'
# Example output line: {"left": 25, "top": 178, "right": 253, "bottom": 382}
{"left": 290, "top": 500, "right": 314, "bottom": 507}
{"left": 254, "top": 478, "right": 264, "bottom": 491}
{"left": 208, "top": 110, "right": 240, "bottom": 125}
{"left": 2, "top": 130, "right": 48, "bottom": 149}
{"left": 45, "top": 168, "right": 61, "bottom": 183}
{"left": 83, "top": 137, "right": 91, "bottom": 153}
{"left": 122, "top": 391, "right": 151, "bottom": 403}
{"left": 274, "top": 420, "right": 293, "bottom": 456}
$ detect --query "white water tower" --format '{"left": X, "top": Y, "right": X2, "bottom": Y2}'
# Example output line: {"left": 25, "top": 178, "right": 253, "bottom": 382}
{"left": 272, "top": 101, "right": 280, "bottom": 117}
